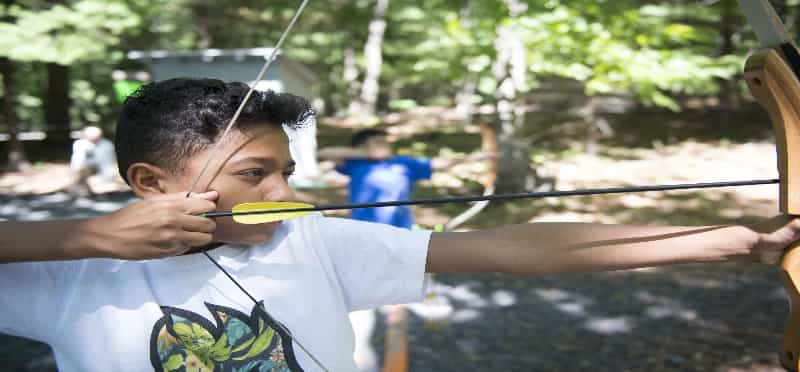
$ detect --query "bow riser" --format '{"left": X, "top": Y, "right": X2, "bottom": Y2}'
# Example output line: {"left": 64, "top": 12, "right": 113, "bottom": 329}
{"left": 744, "top": 46, "right": 800, "bottom": 371}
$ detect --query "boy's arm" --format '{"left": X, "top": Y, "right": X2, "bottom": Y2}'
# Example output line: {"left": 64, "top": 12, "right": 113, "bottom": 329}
{"left": 426, "top": 219, "right": 799, "bottom": 274}
{"left": 0, "top": 191, "right": 218, "bottom": 262}
{"left": 431, "top": 151, "right": 495, "bottom": 170}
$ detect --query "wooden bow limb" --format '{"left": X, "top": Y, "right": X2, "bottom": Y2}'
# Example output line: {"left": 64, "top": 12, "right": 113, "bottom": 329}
{"left": 744, "top": 45, "right": 800, "bottom": 371}
{"left": 445, "top": 122, "right": 499, "bottom": 231}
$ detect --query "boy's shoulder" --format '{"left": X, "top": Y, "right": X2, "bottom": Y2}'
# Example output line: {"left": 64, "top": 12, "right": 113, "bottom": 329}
{"left": 385, "top": 155, "right": 430, "bottom": 164}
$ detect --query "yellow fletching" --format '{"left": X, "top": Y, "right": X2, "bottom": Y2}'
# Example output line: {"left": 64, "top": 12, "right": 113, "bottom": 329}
{"left": 231, "top": 202, "right": 315, "bottom": 224}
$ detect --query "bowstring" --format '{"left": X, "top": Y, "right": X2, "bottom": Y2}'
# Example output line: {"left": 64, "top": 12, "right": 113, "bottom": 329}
{"left": 186, "top": 0, "right": 309, "bottom": 196}
{"left": 183, "top": 1, "right": 329, "bottom": 371}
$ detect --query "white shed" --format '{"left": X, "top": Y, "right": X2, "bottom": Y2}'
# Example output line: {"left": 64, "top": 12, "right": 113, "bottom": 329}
{"left": 126, "top": 47, "right": 317, "bottom": 100}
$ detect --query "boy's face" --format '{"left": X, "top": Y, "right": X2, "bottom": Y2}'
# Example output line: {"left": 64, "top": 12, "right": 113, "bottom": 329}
{"left": 165, "top": 125, "right": 296, "bottom": 245}
{"left": 363, "top": 135, "right": 392, "bottom": 160}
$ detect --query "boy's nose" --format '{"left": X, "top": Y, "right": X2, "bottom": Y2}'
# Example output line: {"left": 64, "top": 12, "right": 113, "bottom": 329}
{"left": 263, "top": 177, "right": 295, "bottom": 202}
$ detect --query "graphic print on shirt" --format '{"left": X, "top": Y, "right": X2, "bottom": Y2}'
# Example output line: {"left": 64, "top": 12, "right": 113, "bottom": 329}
{"left": 150, "top": 301, "right": 304, "bottom": 372}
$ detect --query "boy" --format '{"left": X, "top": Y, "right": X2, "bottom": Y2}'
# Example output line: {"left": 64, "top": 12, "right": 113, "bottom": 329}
{"left": 0, "top": 78, "right": 798, "bottom": 372}
{"left": 319, "top": 129, "right": 430, "bottom": 229}
{"left": 319, "top": 129, "right": 489, "bottom": 228}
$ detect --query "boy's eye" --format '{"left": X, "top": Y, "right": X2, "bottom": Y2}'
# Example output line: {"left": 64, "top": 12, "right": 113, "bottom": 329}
{"left": 238, "top": 169, "right": 265, "bottom": 178}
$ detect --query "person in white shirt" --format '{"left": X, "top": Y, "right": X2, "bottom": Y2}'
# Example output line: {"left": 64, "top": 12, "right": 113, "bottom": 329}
{"left": 1, "top": 78, "right": 798, "bottom": 372}
{"left": 70, "top": 126, "right": 120, "bottom": 194}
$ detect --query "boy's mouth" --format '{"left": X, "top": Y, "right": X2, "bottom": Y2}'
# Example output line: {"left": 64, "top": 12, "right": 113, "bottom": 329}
{"left": 262, "top": 220, "right": 282, "bottom": 231}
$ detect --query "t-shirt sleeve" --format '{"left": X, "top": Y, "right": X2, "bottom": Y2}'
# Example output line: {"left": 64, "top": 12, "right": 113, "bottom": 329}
{"left": 409, "top": 157, "right": 432, "bottom": 181}
{"left": 70, "top": 139, "right": 90, "bottom": 169}
{"left": 312, "top": 216, "right": 431, "bottom": 312}
{"left": 335, "top": 159, "right": 353, "bottom": 175}
{"left": 0, "top": 260, "right": 79, "bottom": 342}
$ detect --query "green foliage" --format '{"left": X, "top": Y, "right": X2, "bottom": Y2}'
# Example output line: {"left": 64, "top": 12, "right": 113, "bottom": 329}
{"left": 394, "top": 0, "right": 746, "bottom": 110}
{"left": 0, "top": 0, "right": 139, "bottom": 64}
{"left": 0, "top": 0, "right": 764, "bottom": 136}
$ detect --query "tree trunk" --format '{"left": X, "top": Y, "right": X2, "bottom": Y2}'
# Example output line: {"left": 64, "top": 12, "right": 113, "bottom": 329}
{"left": 192, "top": 2, "right": 213, "bottom": 49}
{"left": 343, "top": 45, "right": 361, "bottom": 115}
{"left": 455, "top": 73, "right": 477, "bottom": 124}
{"left": 492, "top": 25, "right": 532, "bottom": 193}
{"left": 352, "top": 0, "right": 389, "bottom": 118}
{"left": 716, "top": 1, "right": 737, "bottom": 111}
{"left": 0, "top": 58, "right": 30, "bottom": 171}
{"left": 45, "top": 62, "right": 72, "bottom": 143}
{"left": 579, "top": 96, "right": 614, "bottom": 157}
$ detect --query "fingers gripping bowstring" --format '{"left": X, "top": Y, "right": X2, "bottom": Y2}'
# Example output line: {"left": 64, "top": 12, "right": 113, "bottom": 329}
{"left": 181, "top": 1, "right": 329, "bottom": 371}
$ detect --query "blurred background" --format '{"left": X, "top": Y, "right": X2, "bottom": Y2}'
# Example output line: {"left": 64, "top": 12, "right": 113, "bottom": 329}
{"left": 0, "top": 0, "right": 796, "bottom": 371}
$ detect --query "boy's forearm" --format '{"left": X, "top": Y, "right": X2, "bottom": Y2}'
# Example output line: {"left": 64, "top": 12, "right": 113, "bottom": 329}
{"left": 0, "top": 218, "right": 106, "bottom": 262}
{"left": 431, "top": 151, "right": 495, "bottom": 170}
{"left": 0, "top": 192, "right": 219, "bottom": 263}
{"left": 427, "top": 222, "right": 758, "bottom": 274}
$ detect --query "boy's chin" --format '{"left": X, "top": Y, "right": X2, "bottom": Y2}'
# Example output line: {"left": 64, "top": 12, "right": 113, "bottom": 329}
{"left": 213, "top": 223, "right": 280, "bottom": 246}
{"left": 214, "top": 233, "right": 274, "bottom": 246}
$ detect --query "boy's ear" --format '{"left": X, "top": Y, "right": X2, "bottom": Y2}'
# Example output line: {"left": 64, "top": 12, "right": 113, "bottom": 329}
{"left": 126, "top": 162, "right": 173, "bottom": 197}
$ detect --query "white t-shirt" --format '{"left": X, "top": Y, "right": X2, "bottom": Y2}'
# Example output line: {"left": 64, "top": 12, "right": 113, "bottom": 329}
{"left": 70, "top": 138, "right": 118, "bottom": 179}
{"left": 0, "top": 214, "right": 431, "bottom": 372}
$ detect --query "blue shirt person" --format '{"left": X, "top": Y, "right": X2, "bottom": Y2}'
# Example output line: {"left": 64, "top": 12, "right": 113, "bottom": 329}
{"left": 338, "top": 155, "right": 432, "bottom": 228}
{"left": 320, "top": 129, "right": 432, "bottom": 229}
{"left": 319, "top": 129, "right": 497, "bottom": 229}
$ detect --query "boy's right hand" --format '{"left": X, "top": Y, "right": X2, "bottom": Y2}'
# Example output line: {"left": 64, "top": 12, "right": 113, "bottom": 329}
{"left": 88, "top": 191, "right": 218, "bottom": 260}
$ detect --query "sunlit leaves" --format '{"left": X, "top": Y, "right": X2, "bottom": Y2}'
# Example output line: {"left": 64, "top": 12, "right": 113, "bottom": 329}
{"left": 0, "top": 1, "right": 139, "bottom": 64}
{"left": 2, "top": 0, "right": 757, "bottom": 129}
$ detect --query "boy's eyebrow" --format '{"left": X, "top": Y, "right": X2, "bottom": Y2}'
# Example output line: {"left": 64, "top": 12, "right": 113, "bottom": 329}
{"left": 227, "top": 156, "right": 296, "bottom": 169}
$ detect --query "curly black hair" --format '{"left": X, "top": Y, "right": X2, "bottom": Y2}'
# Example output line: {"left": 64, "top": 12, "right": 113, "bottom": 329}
{"left": 115, "top": 78, "right": 314, "bottom": 183}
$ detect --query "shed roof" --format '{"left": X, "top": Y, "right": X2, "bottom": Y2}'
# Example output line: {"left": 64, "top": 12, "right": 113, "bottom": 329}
{"left": 127, "top": 47, "right": 280, "bottom": 61}
{"left": 126, "top": 47, "right": 315, "bottom": 83}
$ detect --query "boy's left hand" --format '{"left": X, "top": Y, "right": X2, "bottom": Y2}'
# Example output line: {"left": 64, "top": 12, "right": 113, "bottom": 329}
{"left": 751, "top": 216, "right": 800, "bottom": 264}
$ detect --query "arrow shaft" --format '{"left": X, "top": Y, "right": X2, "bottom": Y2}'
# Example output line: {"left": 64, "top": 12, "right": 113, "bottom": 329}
{"left": 205, "top": 178, "right": 779, "bottom": 219}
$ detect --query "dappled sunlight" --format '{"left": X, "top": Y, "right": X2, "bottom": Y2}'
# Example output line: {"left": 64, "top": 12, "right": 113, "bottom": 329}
{"left": 635, "top": 290, "right": 700, "bottom": 322}
{"left": 534, "top": 288, "right": 590, "bottom": 316}
{"left": 407, "top": 281, "right": 519, "bottom": 324}
{"left": 381, "top": 260, "right": 787, "bottom": 370}
{"left": 491, "top": 289, "right": 516, "bottom": 307}
{"left": 0, "top": 191, "right": 137, "bottom": 221}
{"left": 584, "top": 316, "right": 633, "bottom": 334}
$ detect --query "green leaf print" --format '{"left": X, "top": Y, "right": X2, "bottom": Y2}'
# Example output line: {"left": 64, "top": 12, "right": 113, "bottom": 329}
{"left": 233, "top": 327, "right": 275, "bottom": 361}
{"left": 211, "top": 333, "right": 232, "bottom": 362}
{"left": 151, "top": 303, "right": 299, "bottom": 371}
{"left": 162, "top": 354, "right": 183, "bottom": 371}
{"left": 230, "top": 336, "right": 255, "bottom": 354}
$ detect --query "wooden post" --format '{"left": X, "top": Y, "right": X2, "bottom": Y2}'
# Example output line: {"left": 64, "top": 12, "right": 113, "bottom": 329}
{"left": 381, "top": 305, "right": 408, "bottom": 372}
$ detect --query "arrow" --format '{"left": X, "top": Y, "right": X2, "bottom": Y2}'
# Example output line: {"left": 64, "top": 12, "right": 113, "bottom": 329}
{"left": 204, "top": 178, "right": 779, "bottom": 224}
